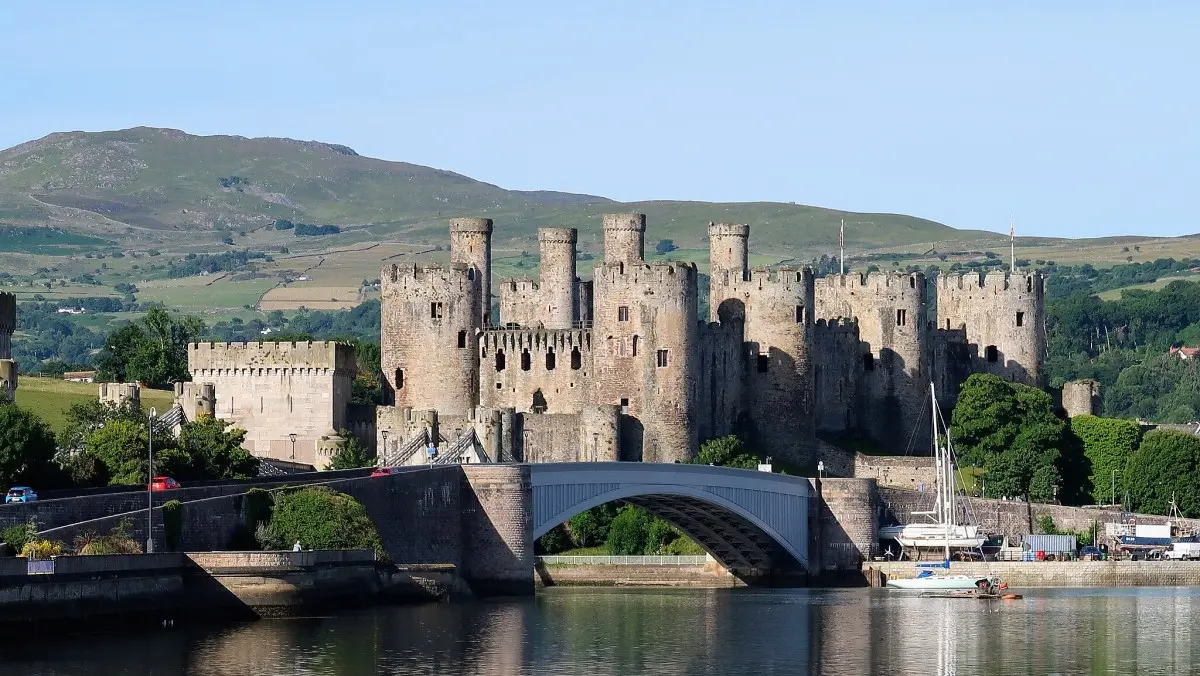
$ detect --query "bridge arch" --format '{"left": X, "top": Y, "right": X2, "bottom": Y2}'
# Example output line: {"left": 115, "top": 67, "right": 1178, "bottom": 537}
{"left": 530, "top": 463, "right": 811, "bottom": 576}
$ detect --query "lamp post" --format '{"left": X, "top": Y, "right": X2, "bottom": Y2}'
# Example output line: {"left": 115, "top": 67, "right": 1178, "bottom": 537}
{"left": 1112, "top": 469, "right": 1121, "bottom": 507}
{"left": 817, "top": 460, "right": 825, "bottom": 480}
{"left": 146, "top": 407, "right": 157, "bottom": 554}
{"left": 289, "top": 433, "right": 297, "bottom": 461}
{"left": 380, "top": 430, "right": 389, "bottom": 464}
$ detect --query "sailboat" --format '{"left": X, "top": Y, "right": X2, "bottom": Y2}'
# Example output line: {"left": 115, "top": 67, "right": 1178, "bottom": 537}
{"left": 884, "top": 383, "right": 993, "bottom": 591}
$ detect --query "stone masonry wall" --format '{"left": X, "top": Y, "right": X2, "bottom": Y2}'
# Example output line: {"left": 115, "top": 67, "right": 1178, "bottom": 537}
{"left": 812, "top": 478, "right": 878, "bottom": 571}
{"left": 188, "top": 341, "right": 354, "bottom": 466}
{"left": 869, "top": 560, "right": 1200, "bottom": 587}
{"left": 0, "top": 291, "right": 13, "bottom": 359}
{"left": 813, "top": 319, "right": 861, "bottom": 434}
{"left": 1063, "top": 379, "right": 1102, "bottom": 417}
{"left": 854, "top": 454, "right": 937, "bottom": 491}
{"left": 460, "top": 465, "right": 534, "bottom": 596}
{"left": 538, "top": 227, "right": 578, "bottom": 330}
{"left": 518, "top": 413, "right": 582, "bottom": 463}
{"left": 936, "top": 270, "right": 1046, "bottom": 387}
{"left": 696, "top": 320, "right": 744, "bottom": 443}
{"left": 479, "top": 329, "right": 593, "bottom": 414}
{"left": 498, "top": 279, "right": 541, "bottom": 328}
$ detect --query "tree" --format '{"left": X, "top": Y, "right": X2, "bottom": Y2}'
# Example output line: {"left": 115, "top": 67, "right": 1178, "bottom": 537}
{"left": 327, "top": 431, "right": 375, "bottom": 470}
{"left": 84, "top": 419, "right": 167, "bottom": 485}
{"left": 606, "top": 505, "right": 652, "bottom": 555}
{"left": 259, "top": 486, "right": 384, "bottom": 557}
{"left": 567, "top": 503, "right": 619, "bottom": 548}
{"left": 58, "top": 398, "right": 145, "bottom": 454}
{"left": 692, "top": 435, "right": 759, "bottom": 469}
{"left": 655, "top": 239, "right": 678, "bottom": 255}
{"left": 1069, "top": 415, "right": 1141, "bottom": 504}
{"left": 176, "top": 416, "right": 259, "bottom": 479}
{"left": 95, "top": 307, "right": 204, "bottom": 387}
{"left": 0, "top": 403, "right": 60, "bottom": 488}
{"left": 1124, "top": 430, "right": 1200, "bottom": 516}
{"left": 950, "top": 374, "right": 1076, "bottom": 502}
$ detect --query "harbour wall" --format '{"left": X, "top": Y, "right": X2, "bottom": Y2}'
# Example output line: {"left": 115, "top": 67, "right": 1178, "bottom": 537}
{"left": 533, "top": 556, "right": 742, "bottom": 587}
{"left": 868, "top": 561, "right": 1200, "bottom": 588}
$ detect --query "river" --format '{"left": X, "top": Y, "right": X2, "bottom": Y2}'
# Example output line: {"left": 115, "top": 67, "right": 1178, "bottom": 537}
{"left": 2, "top": 587, "right": 1199, "bottom": 674}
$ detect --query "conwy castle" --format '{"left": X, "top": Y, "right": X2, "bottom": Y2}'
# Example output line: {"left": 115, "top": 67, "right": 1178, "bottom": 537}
{"left": 179, "top": 214, "right": 1046, "bottom": 470}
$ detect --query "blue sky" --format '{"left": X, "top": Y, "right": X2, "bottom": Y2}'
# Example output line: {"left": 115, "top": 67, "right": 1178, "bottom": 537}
{"left": 2, "top": 1, "right": 1197, "bottom": 238}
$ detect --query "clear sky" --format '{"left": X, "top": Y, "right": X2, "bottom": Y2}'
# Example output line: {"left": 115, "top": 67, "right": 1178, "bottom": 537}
{"left": 2, "top": 1, "right": 1198, "bottom": 238}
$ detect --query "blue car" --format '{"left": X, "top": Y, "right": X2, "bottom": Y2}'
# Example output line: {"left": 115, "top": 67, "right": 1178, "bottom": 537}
{"left": 5, "top": 487, "right": 38, "bottom": 504}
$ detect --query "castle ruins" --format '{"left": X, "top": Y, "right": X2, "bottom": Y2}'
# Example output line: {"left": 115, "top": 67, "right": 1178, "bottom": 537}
{"left": 0, "top": 292, "right": 16, "bottom": 402}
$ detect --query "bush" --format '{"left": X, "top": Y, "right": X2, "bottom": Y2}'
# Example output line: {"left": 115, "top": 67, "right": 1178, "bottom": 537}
{"left": 2, "top": 521, "right": 37, "bottom": 554}
{"left": 606, "top": 505, "right": 652, "bottom": 555}
{"left": 162, "top": 500, "right": 183, "bottom": 550}
{"left": 21, "top": 539, "right": 64, "bottom": 559}
{"left": 567, "top": 504, "right": 618, "bottom": 548}
{"left": 258, "top": 486, "right": 384, "bottom": 558}
{"left": 535, "top": 525, "right": 572, "bottom": 555}
{"left": 326, "top": 432, "right": 375, "bottom": 470}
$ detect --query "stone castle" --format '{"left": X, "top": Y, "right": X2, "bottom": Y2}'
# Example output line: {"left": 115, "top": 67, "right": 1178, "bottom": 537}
{"left": 362, "top": 213, "right": 1046, "bottom": 469}
{"left": 1, "top": 292, "right": 15, "bottom": 402}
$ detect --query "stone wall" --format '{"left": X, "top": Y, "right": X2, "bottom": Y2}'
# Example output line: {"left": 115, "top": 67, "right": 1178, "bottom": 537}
{"left": 813, "top": 319, "right": 861, "bottom": 434}
{"left": 811, "top": 478, "right": 878, "bottom": 571}
{"left": 534, "top": 559, "right": 741, "bottom": 587}
{"left": 696, "top": 320, "right": 744, "bottom": 443}
{"left": 1063, "top": 379, "right": 1102, "bottom": 417}
{"left": 448, "top": 217, "right": 493, "bottom": 326}
{"left": 0, "top": 291, "right": 13, "bottom": 359}
{"left": 99, "top": 382, "right": 140, "bottom": 408}
{"left": 0, "top": 359, "right": 15, "bottom": 403}
{"left": 538, "top": 228, "right": 578, "bottom": 330}
{"left": 854, "top": 454, "right": 938, "bottom": 491}
{"left": 460, "top": 465, "right": 533, "bottom": 595}
{"left": 518, "top": 413, "right": 581, "bottom": 463}
{"left": 869, "top": 560, "right": 1200, "bottom": 587}
{"left": 936, "top": 270, "right": 1046, "bottom": 386}
{"left": 602, "top": 213, "right": 646, "bottom": 264}
{"left": 188, "top": 341, "right": 355, "bottom": 466}
{"left": 479, "top": 328, "right": 593, "bottom": 413}
{"left": 498, "top": 279, "right": 541, "bottom": 329}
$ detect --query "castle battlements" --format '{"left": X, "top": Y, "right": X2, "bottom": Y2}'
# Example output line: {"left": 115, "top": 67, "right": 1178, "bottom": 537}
{"left": 538, "top": 228, "right": 578, "bottom": 244}
{"left": 189, "top": 340, "right": 357, "bottom": 374}
{"left": 708, "top": 222, "right": 750, "bottom": 238}
{"left": 818, "top": 270, "right": 925, "bottom": 292}
{"left": 602, "top": 213, "right": 647, "bottom": 232}
{"left": 449, "top": 217, "right": 494, "bottom": 234}
{"left": 383, "top": 262, "right": 480, "bottom": 295}
{"left": 503, "top": 278, "right": 540, "bottom": 292}
{"left": 481, "top": 328, "right": 592, "bottom": 353}
{"left": 596, "top": 260, "right": 698, "bottom": 286}
{"left": 745, "top": 265, "right": 814, "bottom": 286}
{"left": 813, "top": 317, "right": 860, "bottom": 334}
{"left": 936, "top": 269, "right": 1044, "bottom": 293}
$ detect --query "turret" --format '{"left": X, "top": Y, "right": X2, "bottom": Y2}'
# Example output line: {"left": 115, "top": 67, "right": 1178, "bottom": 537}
{"left": 0, "top": 292, "right": 14, "bottom": 359}
{"left": 936, "top": 270, "right": 1045, "bottom": 387}
{"left": 538, "top": 227, "right": 578, "bottom": 330}
{"left": 449, "top": 217, "right": 494, "bottom": 325}
{"left": 602, "top": 213, "right": 646, "bottom": 266}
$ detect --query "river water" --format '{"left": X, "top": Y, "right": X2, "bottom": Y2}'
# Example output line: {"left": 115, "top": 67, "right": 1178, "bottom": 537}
{"left": 3, "top": 587, "right": 1199, "bottom": 674}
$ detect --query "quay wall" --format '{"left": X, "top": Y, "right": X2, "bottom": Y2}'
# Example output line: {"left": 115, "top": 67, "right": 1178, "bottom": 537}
{"left": 868, "top": 560, "right": 1200, "bottom": 588}
{"left": 534, "top": 561, "right": 742, "bottom": 587}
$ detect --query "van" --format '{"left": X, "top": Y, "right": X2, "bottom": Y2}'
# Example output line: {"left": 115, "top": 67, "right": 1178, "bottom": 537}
{"left": 1165, "top": 542, "right": 1200, "bottom": 561}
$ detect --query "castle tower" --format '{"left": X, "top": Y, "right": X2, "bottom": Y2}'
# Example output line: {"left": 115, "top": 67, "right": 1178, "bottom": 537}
{"left": 707, "top": 222, "right": 751, "bottom": 324}
{"left": 449, "top": 217, "right": 494, "bottom": 325}
{"left": 538, "top": 228, "right": 578, "bottom": 330}
{"left": 602, "top": 213, "right": 646, "bottom": 266}
{"left": 1062, "top": 379, "right": 1101, "bottom": 418}
{"left": 381, "top": 262, "right": 482, "bottom": 414}
{"left": 593, "top": 260, "right": 698, "bottom": 463}
{"left": 0, "top": 292, "right": 14, "bottom": 359}
{"left": 814, "top": 271, "right": 931, "bottom": 452}
{"left": 740, "top": 267, "right": 817, "bottom": 466}
{"left": 936, "top": 270, "right": 1046, "bottom": 387}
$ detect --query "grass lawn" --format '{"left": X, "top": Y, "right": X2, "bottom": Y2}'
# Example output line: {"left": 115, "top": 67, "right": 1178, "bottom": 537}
{"left": 13, "top": 376, "right": 175, "bottom": 434}
{"left": 1096, "top": 274, "right": 1197, "bottom": 301}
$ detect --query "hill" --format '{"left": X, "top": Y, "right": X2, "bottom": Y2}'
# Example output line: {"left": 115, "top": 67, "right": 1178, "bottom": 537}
{"left": 0, "top": 127, "right": 984, "bottom": 254}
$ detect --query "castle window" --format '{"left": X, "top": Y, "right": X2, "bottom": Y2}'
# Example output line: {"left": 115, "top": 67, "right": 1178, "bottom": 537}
{"left": 495, "top": 350, "right": 506, "bottom": 372}
{"left": 796, "top": 305, "right": 806, "bottom": 324}
{"left": 986, "top": 345, "right": 998, "bottom": 363}
{"left": 571, "top": 346, "right": 582, "bottom": 370}
{"left": 757, "top": 354, "right": 769, "bottom": 373}
{"left": 863, "top": 354, "right": 875, "bottom": 371}
{"left": 532, "top": 390, "right": 548, "bottom": 414}
{"left": 618, "top": 306, "right": 630, "bottom": 322}
{"left": 521, "top": 350, "right": 531, "bottom": 371}
{"left": 632, "top": 335, "right": 639, "bottom": 357}
{"left": 1016, "top": 311, "right": 1025, "bottom": 327}
{"left": 796, "top": 272, "right": 802, "bottom": 282}
{"left": 910, "top": 276, "right": 916, "bottom": 288}
{"left": 896, "top": 309, "right": 907, "bottom": 326}
{"left": 395, "top": 369, "right": 404, "bottom": 389}
{"left": 656, "top": 349, "right": 669, "bottom": 368}
{"left": 946, "top": 319, "right": 951, "bottom": 330}
{"left": 430, "top": 302, "right": 443, "bottom": 319}
{"left": 458, "top": 330, "right": 467, "bottom": 348}
{"left": 546, "top": 349, "right": 556, "bottom": 370}
{"left": 620, "top": 398, "right": 630, "bottom": 414}
{"left": 468, "top": 268, "right": 475, "bottom": 280}
{"left": 496, "top": 382, "right": 502, "bottom": 389}
{"left": 1027, "top": 277, "right": 1033, "bottom": 292}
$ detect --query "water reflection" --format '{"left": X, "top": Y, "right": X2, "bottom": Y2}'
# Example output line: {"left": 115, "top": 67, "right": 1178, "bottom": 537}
{"left": 5, "top": 588, "right": 1200, "bottom": 674}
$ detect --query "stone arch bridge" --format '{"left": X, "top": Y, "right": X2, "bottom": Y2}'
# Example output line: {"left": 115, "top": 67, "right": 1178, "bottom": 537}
{"left": 530, "top": 463, "right": 812, "bottom": 578}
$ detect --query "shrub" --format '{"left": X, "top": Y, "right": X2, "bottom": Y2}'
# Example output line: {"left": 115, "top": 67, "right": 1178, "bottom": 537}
{"left": 2, "top": 521, "right": 37, "bottom": 554}
{"left": 162, "top": 500, "right": 183, "bottom": 550}
{"left": 259, "top": 486, "right": 384, "bottom": 558}
{"left": 567, "top": 504, "right": 618, "bottom": 548}
{"left": 606, "top": 505, "right": 652, "bottom": 555}
{"left": 535, "top": 525, "right": 572, "bottom": 555}
{"left": 21, "top": 539, "right": 64, "bottom": 559}
{"left": 326, "top": 432, "right": 375, "bottom": 470}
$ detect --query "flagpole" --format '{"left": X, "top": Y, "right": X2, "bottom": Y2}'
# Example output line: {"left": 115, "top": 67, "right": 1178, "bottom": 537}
{"left": 840, "top": 218, "right": 845, "bottom": 275}
{"left": 1010, "top": 216, "right": 1016, "bottom": 273}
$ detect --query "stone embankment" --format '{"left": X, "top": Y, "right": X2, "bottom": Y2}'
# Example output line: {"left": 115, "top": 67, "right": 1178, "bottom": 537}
{"left": 533, "top": 555, "right": 742, "bottom": 587}
{"left": 868, "top": 561, "right": 1200, "bottom": 588}
{"left": 0, "top": 550, "right": 462, "bottom": 634}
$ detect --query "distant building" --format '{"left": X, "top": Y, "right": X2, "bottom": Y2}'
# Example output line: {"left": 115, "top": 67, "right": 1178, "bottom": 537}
{"left": 1169, "top": 346, "right": 1199, "bottom": 360}
{"left": 63, "top": 371, "right": 97, "bottom": 383}
{"left": 56, "top": 307, "right": 85, "bottom": 315}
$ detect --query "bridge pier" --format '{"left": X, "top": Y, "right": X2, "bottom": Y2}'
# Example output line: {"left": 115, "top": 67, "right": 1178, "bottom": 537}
{"left": 461, "top": 465, "right": 534, "bottom": 596}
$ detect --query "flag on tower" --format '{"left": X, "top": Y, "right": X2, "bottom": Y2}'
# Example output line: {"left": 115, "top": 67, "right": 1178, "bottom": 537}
{"left": 840, "top": 219, "right": 844, "bottom": 247}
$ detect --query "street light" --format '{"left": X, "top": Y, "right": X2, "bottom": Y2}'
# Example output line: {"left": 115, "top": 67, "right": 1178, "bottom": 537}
{"left": 380, "top": 430, "right": 389, "bottom": 464}
{"left": 817, "top": 460, "right": 825, "bottom": 479}
{"left": 289, "top": 433, "right": 297, "bottom": 461}
{"left": 146, "top": 407, "right": 157, "bottom": 554}
{"left": 1112, "top": 469, "right": 1122, "bottom": 507}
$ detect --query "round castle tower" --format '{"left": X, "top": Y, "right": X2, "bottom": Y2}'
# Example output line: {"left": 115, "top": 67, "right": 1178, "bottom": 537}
{"left": 602, "top": 213, "right": 646, "bottom": 265}
{"left": 707, "top": 222, "right": 751, "bottom": 323}
{"left": 449, "top": 217, "right": 494, "bottom": 326}
{"left": 381, "top": 262, "right": 482, "bottom": 415}
{"left": 0, "top": 292, "right": 15, "bottom": 359}
{"left": 538, "top": 227, "right": 578, "bottom": 330}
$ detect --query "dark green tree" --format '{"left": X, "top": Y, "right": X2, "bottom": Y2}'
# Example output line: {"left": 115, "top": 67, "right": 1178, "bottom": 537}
{"left": 1124, "top": 430, "right": 1200, "bottom": 516}
{"left": 176, "top": 416, "right": 259, "bottom": 479}
{"left": 95, "top": 306, "right": 204, "bottom": 387}
{"left": 692, "top": 435, "right": 759, "bottom": 469}
{"left": 1069, "top": 415, "right": 1141, "bottom": 504}
{"left": 259, "top": 486, "right": 384, "bottom": 558}
{"left": 326, "top": 431, "right": 376, "bottom": 470}
{"left": 567, "top": 503, "right": 619, "bottom": 548}
{"left": 0, "top": 403, "right": 60, "bottom": 488}
{"left": 606, "top": 505, "right": 652, "bottom": 555}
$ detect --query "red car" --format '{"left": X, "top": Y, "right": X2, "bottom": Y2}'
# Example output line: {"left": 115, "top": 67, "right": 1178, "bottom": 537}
{"left": 370, "top": 467, "right": 403, "bottom": 477}
{"left": 149, "top": 476, "right": 181, "bottom": 491}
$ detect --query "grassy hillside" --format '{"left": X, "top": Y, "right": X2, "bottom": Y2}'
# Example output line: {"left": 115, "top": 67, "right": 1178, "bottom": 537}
{"left": 13, "top": 377, "right": 175, "bottom": 433}
{"left": 0, "top": 127, "right": 981, "bottom": 254}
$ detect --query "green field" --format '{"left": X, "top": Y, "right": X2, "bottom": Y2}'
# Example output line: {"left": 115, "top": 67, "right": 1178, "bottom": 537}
{"left": 1096, "top": 274, "right": 1197, "bottom": 301}
{"left": 13, "top": 376, "right": 175, "bottom": 433}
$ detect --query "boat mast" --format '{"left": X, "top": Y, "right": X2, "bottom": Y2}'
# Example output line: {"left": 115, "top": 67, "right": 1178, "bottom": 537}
{"left": 932, "top": 381, "right": 950, "bottom": 562}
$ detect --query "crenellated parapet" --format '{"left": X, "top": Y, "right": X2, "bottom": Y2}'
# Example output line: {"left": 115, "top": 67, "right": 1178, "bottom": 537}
{"left": 188, "top": 341, "right": 357, "bottom": 376}
{"left": 481, "top": 327, "right": 592, "bottom": 353}
{"left": 602, "top": 213, "right": 647, "bottom": 264}
{"left": 383, "top": 262, "right": 479, "bottom": 293}
{"left": 935, "top": 270, "right": 1045, "bottom": 386}
{"left": 936, "top": 269, "right": 1044, "bottom": 293}
{"left": 480, "top": 328, "right": 594, "bottom": 414}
